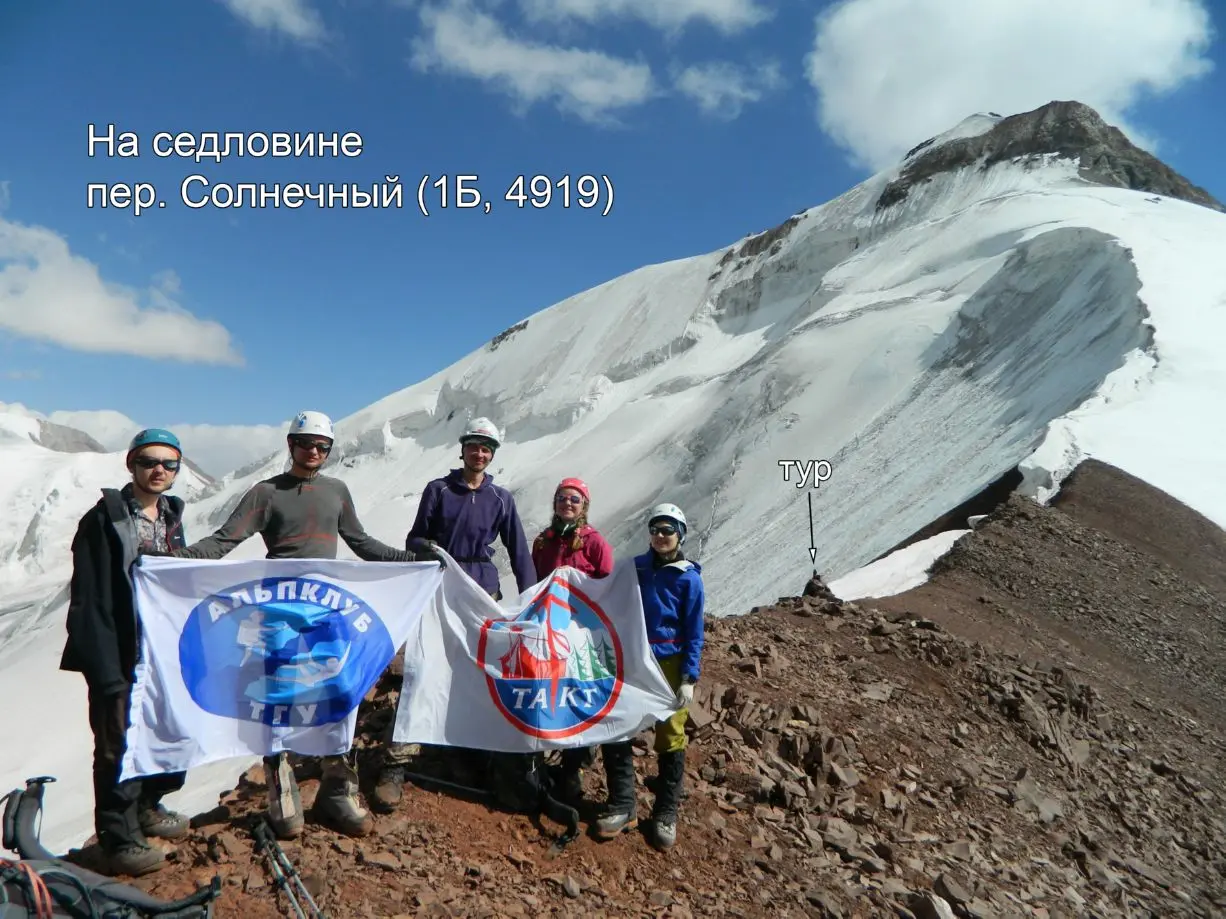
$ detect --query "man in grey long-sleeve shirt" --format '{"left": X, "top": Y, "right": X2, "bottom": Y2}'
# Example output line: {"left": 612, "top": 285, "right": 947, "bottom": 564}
{"left": 175, "top": 471, "right": 410, "bottom": 563}
{"left": 170, "top": 410, "right": 415, "bottom": 840}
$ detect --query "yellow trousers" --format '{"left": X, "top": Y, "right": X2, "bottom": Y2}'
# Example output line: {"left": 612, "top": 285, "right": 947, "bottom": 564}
{"left": 654, "top": 654, "right": 689, "bottom": 754}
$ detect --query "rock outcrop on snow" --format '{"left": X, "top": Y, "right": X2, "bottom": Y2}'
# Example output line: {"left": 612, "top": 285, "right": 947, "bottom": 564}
{"left": 59, "top": 460, "right": 1225, "bottom": 918}
{"left": 878, "top": 100, "right": 1225, "bottom": 212}
{"left": 32, "top": 420, "right": 107, "bottom": 454}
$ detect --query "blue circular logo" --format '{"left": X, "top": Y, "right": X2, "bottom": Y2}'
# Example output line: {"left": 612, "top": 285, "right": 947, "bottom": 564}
{"left": 477, "top": 575, "right": 623, "bottom": 739}
{"left": 178, "top": 577, "right": 393, "bottom": 727}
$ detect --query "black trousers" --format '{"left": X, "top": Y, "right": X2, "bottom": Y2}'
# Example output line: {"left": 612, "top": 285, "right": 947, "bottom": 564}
{"left": 88, "top": 684, "right": 185, "bottom": 850}
{"left": 561, "top": 746, "right": 597, "bottom": 772}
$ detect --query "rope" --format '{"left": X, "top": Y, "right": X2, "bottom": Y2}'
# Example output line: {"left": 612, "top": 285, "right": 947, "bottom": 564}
{"left": 0, "top": 860, "right": 55, "bottom": 919}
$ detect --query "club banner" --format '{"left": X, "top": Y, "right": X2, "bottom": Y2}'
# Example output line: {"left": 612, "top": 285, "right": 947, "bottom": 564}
{"left": 119, "top": 556, "right": 443, "bottom": 781}
{"left": 393, "top": 552, "right": 681, "bottom": 752}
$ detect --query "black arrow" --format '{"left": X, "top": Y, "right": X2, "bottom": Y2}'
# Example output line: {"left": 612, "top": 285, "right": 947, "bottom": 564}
{"left": 807, "top": 490, "right": 817, "bottom": 563}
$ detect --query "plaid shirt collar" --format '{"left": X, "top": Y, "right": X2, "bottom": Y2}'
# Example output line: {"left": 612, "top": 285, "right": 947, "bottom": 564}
{"left": 121, "top": 482, "right": 174, "bottom": 552}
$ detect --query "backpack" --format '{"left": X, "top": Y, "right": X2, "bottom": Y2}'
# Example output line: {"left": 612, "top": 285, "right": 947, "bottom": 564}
{"left": 2, "top": 778, "right": 219, "bottom": 919}
{"left": 0, "top": 859, "right": 219, "bottom": 919}
{"left": 486, "top": 752, "right": 551, "bottom": 813}
{"left": 484, "top": 753, "right": 580, "bottom": 851}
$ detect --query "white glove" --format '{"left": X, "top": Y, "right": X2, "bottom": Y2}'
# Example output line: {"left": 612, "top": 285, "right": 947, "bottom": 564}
{"left": 677, "top": 682, "right": 695, "bottom": 707}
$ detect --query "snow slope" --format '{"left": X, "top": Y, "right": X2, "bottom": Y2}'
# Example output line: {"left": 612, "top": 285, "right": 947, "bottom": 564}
{"left": 0, "top": 409, "right": 240, "bottom": 854}
{"left": 830, "top": 528, "right": 972, "bottom": 601}
{"left": 4, "top": 109, "right": 1226, "bottom": 854}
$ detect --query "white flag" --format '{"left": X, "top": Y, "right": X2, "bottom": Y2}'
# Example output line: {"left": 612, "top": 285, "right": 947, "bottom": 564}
{"left": 393, "top": 552, "right": 680, "bottom": 752}
{"left": 119, "top": 556, "right": 443, "bottom": 781}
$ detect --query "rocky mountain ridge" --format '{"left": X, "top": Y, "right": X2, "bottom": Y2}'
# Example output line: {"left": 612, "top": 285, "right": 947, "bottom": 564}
{"left": 877, "top": 100, "right": 1224, "bottom": 212}
{"left": 51, "top": 459, "right": 1226, "bottom": 918}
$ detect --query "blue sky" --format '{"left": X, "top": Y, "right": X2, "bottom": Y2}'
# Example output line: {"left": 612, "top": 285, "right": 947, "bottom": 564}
{"left": 1, "top": 0, "right": 1223, "bottom": 475}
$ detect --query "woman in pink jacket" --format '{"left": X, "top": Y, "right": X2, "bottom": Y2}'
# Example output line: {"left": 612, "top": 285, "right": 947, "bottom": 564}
{"left": 530, "top": 477, "right": 613, "bottom": 801}
{"left": 530, "top": 477, "right": 614, "bottom": 580}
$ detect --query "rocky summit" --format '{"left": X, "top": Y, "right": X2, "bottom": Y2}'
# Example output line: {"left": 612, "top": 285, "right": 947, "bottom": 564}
{"left": 877, "top": 100, "right": 1225, "bottom": 212}
{"left": 61, "top": 460, "right": 1225, "bottom": 917}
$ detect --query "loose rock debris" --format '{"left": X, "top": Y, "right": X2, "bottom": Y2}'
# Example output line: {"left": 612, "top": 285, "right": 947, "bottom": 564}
{"left": 59, "top": 489, "right": 1225, "bottom": 918}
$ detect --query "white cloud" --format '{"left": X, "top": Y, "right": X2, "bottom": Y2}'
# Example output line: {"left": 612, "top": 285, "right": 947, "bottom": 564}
{"left": 47, "top": 408, "right": 289, "bottom": 478}
{"left": 218, "top": 0, "right": 327, "bottom": 43}
{"left": 0, "top": 213, "right": 243, "bottom": 365}
{"left": 411, "top": 1, "right": 656, "bottom": 122}
{"left": 674, "top": 60, "right": 782, "bottom": 118}
{"left": 805, "top": 0, "right": 1217, "bottom": 171}
{"left": 518, "top": 0, "right": 771, "bottom": 34}
{"left": 164, "top": 423, "right": 289, "bottom": 478}
{"left": 45, "top": 409, "right": 140, "bottom": 450}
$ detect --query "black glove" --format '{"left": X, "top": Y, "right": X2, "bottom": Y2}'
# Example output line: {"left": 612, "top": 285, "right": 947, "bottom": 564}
{"left": 414, "top": 540, "right": 446, "bottom": 569}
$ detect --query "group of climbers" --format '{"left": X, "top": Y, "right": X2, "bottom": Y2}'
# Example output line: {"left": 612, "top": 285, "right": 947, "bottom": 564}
{"left": 60, "top": 409, "right": 706, "bottom": 877}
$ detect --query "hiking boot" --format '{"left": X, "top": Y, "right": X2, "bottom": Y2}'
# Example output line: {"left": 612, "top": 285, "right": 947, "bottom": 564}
{"left": 139, "top": 803, "right": 189, "bottom": 840}
{"left": 595, "top": 741, "right": 637, "bottom": 839}
{"left": 653, "top": 815, "right": 677, "bottom": 850}
{"left": 650, "top": 749, "right": 686, "bottom": 852}
{"left": 265, "top": 752, "right": 304, "bottom": 840}
{"left": 103, "top": 840, "right": 165, "bottom": 877}
{"left": 595, "top": 809, "right": 638, "bottom": 838}
{"left": 313, "top": 756, "right": 373, "bottom": 837}
{"left": 371, "top": 764, "right": 405, "bottom": 813}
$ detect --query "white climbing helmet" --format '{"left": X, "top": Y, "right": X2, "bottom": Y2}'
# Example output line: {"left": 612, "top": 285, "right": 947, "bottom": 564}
{"left": 460, "top": 416, "right": 502, "bottom": 450}
{"left": 290, "top": 410, "right": 334, "bottom": 440}
{"left": 648, "top": 502, "right": 688, "bottom": 542}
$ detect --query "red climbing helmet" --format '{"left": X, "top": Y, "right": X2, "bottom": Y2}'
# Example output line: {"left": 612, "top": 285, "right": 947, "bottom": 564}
{"left": 555, "top": 477, "right": 590, "bottom": 502}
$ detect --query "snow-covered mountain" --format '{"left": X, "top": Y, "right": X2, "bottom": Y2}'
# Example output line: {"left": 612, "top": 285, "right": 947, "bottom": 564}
{"left": 0, "top": 406, "right": 214, "bottom": 646}
{"left": 29, "top": 404, "right": 287, "bottom": 481}
{"left": 3, "top": 100, "right": 1225, "bottom": 854}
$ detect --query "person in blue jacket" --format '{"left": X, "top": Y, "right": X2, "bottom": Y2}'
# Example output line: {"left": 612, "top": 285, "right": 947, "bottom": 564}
{"left": 371, "top": 415, "right": 537, "bottom": 810}
{"left": 596, "top": 502, "right": 704, "bottom": 851}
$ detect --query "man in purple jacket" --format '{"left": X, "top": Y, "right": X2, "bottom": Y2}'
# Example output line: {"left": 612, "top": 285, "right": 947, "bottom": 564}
{"left": 370, "top": 416, "right": 537, "bottom": 810}
{"left": 404, "top": 416, "right": 536, "bottom": 599}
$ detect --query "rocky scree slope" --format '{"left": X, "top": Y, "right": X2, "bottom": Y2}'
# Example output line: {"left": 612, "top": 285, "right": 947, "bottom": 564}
{"left": 874, "top": 465, "right": 1226, "bottom": 734}
{"left": 60, "top": 463, "right": 1226, "bottom": 918}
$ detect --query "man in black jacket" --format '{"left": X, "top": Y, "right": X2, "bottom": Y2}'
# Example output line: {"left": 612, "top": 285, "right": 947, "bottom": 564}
{"left": 60, "top": 428, "right": 193, "bottom": 877}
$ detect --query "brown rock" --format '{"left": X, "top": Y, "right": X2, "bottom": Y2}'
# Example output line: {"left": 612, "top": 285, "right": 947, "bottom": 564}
{"left": 363, "top": 851, "right": 403, "bottom": 871}
{"left": 934, "top": 872, "right": 972, "bottom": 905}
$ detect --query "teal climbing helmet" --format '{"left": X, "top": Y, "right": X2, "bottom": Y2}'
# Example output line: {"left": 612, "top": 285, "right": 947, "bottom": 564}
{"left": 128, "top": 427, "right": 182, "bottom": 455}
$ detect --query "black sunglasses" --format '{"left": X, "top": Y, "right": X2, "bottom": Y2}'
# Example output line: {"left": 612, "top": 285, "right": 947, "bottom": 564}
{"left": 133, "top": 456, "right": 180, "bottom": 471}
{"left": 649, "top": 524, "right": 677, "bottom": 536}
{"left": 292, "top": 438, "right": 332, "bottom": 454}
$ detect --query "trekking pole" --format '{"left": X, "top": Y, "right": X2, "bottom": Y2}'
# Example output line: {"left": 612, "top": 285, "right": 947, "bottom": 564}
{"left": 251, "top": 819, "right": 323, "bottom": 919}
{"left": 266, "top": 832, "right": 326, "bottom": 919}
{"left": 402, "top": 770, "right": 491, "bottom": 799}
{"left": 252, "top": 826, "right": 306, "bottom": 919}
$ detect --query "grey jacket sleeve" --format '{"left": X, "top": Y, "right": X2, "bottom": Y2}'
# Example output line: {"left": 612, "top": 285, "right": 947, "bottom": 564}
{"left": 172, "top": 485, "right": 270, "bottom": 559}
{"left": 337, "top": 481, "right": 414, "bottom": 562}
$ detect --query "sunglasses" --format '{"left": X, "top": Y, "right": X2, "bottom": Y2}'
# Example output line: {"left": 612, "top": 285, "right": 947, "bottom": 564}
{"left": 292, "top": 438, "right": 332, "bottom": 454}
{"left": 554, "top": 494, "right": 584, "bottom": 505}
{"left": 649, "top": 524, "right": 677, "bottom": 536}
{"left": 133, "top": 456, "right": 180, "bottom": 472}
